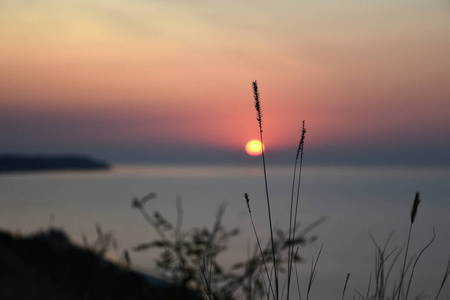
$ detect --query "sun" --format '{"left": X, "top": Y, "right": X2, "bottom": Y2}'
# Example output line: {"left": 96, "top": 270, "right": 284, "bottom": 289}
{"left": 245, "top": 139, "right": 264, "bottom": 156}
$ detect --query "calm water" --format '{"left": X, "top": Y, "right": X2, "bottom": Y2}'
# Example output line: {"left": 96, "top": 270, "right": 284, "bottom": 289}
{"left": 1, "top": 164, "right": 449, "bottom": 299}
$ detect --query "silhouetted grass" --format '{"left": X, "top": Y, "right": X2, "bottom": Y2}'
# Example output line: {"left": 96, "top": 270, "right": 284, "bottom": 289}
{"left": 243, "top": 81, "right": 449, "bottom": 300}
{"left": 245, "top": 81, "right": 324, "bottom": 300}
{"left": 252, "top": 80, "right": 279, "bottom": 299}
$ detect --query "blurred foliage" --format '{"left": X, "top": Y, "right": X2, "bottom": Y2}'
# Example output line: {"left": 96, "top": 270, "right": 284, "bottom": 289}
{"left": 132, "top": 193, "right": 320, "bottom": 300}
{"left": 82, "top": 224, "right": 118, "bottom": 257}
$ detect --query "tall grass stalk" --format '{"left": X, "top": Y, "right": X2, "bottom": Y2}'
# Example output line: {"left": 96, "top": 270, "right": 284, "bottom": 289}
{"left": 248, "top": 81, "right": 317, "bottom": 300}
{"left": 287, "top": 120, "right": 306, "bottom": 300}
{"left": 405, "top": 227, "right": 436, "bottom": 300}
{"left": 252, "top": 80, "right": 279, "bottom": 300}
{"left": 245, "top": 193, "right": 276, "bottom": 299}
{"left": 396, "top": 192, "right": 421, "bottom": 300}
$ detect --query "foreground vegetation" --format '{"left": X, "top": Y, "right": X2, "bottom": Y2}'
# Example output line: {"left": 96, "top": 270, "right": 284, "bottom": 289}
{"left": 128, "top": 82, "right": 450, "bottom": 300}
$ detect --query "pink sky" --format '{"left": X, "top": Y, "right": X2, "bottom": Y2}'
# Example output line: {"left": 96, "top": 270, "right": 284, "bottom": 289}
{"left": 1, "top": 1, "right": 449, "bottom": 164}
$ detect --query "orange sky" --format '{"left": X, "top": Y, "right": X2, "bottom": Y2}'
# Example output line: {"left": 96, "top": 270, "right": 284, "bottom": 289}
{"left": 1, "top": 1, "right": 449, "bottom": 165}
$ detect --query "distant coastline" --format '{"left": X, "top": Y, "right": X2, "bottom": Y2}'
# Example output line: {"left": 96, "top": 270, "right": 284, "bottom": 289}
{"left": 0, "top": 154, "right": 111, "bottom": 173}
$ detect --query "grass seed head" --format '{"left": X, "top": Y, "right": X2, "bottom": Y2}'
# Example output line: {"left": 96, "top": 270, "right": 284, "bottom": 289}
{"left": 296, "top": 120, "right": 307, "bottom": 160}
{"left": 244, "top": 193, "right": 251, "bottom": 213}
{"left": 252, "top": 81, "right": 262, "bottom": 129}
{"left": 410, "top": 192, "right": 421, "bottom": 224}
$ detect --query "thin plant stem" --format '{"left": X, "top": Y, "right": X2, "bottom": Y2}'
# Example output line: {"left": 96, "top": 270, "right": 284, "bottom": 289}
{"left": 199, "top": 255, "right": 213, "bottom": 300}
{"left": 245, "top": 193, "right": 276, "bottom": 299}
{"left": 365, "top": 273, "right": 372, "bottom": 300}
{"left": 288, "top": 121, "right": 306, "bottom": 298}
{"left": 369, "top": 231, "right": 400, "bottom": 298}
{"left": 294, "top": 248, "right": 303, "bottom": 300}
{"left": 253, "top": 80, "right": 278, "bottom": 299}
{"left": 287, "top": 151, "right": 299, "bottom": 300}
{"left": 306, "top": 244, "right": 323, "bottom": 300}
{"left": 342, "top": 273, "right": 350, "bottom": 300}
{"left": 175, "top": 195, "right": 183, "bottom": 242}
{"left": 405, "top": 227, "right": 436, "bottom": 300}
{"left": 287, "top": 121, "right": 306, "bottom": 300}
{"left": 434, "top": 256, "right": 450, "bottom": 300}
{"left": 353, "top": 289, "right": 366, "bottom": 300}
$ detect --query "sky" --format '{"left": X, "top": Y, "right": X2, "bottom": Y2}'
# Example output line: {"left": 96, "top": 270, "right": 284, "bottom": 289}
{"left": 1, "top": 0, "right": 449, "bottom": 166}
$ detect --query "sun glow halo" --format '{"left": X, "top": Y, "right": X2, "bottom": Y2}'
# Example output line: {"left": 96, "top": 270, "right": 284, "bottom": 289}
{"left": 245, "top": 139, "right": 264, "bottom": 156}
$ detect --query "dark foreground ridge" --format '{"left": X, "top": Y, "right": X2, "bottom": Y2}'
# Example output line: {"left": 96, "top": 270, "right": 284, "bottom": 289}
{"left": 0, "top": 154, "right": 111, "bottom": 173}
{"left": 0, "top": 229, "right": 201, "bottom": 300}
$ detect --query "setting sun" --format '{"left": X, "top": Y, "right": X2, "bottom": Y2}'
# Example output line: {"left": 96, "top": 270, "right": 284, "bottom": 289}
{"left": 245, "top": 139, "right": 264, "bottom": 156}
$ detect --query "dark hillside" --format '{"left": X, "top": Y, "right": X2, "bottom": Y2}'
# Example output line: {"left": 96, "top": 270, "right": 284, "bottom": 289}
{"left": 0, "top": 229, "right": 201, "bottom": 300}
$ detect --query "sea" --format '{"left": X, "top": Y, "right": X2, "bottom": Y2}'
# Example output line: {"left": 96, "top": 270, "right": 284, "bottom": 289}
{"left": 1, "top": 163, "right": 449, "bottom": 300}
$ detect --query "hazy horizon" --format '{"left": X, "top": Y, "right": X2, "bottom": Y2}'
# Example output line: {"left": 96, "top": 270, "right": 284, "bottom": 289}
{"left": 1, "top": 143, "right": 448, "bottom": 168}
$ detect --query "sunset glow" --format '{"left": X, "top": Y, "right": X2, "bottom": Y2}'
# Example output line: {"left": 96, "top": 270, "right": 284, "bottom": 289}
{"left": 0, "top": 1, "right": 449, "bottom": 165}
